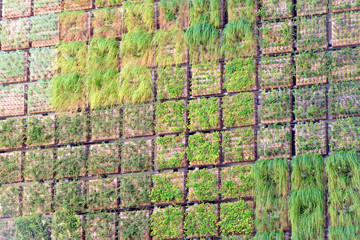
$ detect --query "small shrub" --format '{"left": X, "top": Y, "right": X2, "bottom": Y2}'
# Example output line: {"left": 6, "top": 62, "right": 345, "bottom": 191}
{"left": 155, "top": 134, "right": 186, "bottom": 169}
{"left": 156, "top": 66, "right": 187, "bottom": 100}
{"left": 224, "top": 57, "right": 256, "bottom": 93}
{"left": 184, "top": 203, "right": 218, "bottom": 238}
{"left": 222, "top": 92, "right": 255, "bottom": 128}
{"left": 220, "top": 165, "right": 253, "bottom": 199}
{"left": 295, "top": 121, "right": 327, "bottom": 155}
{"left": 188, "top": 97, "right": 220, "bottom": 131}
{"left": 150, "top": 205, "right": 183, "bottom": 240}
{"left": 186, "top": 132, "right": 220, "bottom": 166}
{"left": 155, "top": 100, "right": 186, "bottom": 134}
{"left": 222, "top": 128, "right": 255, "bottom": 163}
{"left": 151, "top": 171, "right": 185, "bottom": 204}
{"left": 187, "top": 168, "right": 218, "bottom": 202}
{"left": 259, "top": 88, "right": 291, "bottom": 124}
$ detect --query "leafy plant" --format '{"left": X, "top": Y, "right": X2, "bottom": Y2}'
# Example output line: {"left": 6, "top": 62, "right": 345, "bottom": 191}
{"left": 0, "top": 18, "right": 30, "bottom": 50}
{"left": 22, "top": 182, "right": 52, "bottom": 215}
{"left": 184, "top": 203, "right": 218, "bottom": 238}
{"left": 29, "top": 47, "right": 57, "bottom": 80}
{"left": 2, "top": 0, "right": 31, "bottom": 18}
{"left": 293, "top": 85, "right": 327, "bottom": 121}
{"left": 0, "top": 151, "right": 21, "bottom": 184}
{"left": 14, "top": 214, "right": 50, "bottom": 240}
{"left": 123, "top": 0, "right": 154, "bottom": 32}
{"left": 156, "top": 66, "right": 187, "bottom": 100}
{"left": 220, "top": 164, "right": 253, "bottom": 199}
{"left": 151, "top": 171, "right": 185, "bottom": 204}
{"left": 330, "top": 47, "right": 360, "bottom": 82}
{"left": 121, "top": 138, "right": 153, "bottom": 173}
{"left": 119, "top": 173, "right": 151, "bottom": 207}
{"left": 0, "top": 117, "right": 24, "bottom": 150}
{"left": 329, "top": 117, "right": 360, "bottom": 152}
{"left": 257, "top": 124, "right": 292, "bottom": 160}
{"left": 150, "top": 205, "right": 183, "bottom": 240}
{"left": 227, "top": 0, "right": 256, "bottom": 23}
{"left": 188, "top": 0, "right": 220, "bottom": 27}
{"left": 297, "top": 15, "right": 327, "bottom": 51}
{"left": 87, "top": 177, "right": 118, "bottom": 210}
{"left": 259, "top": 88, "right": 291, "bottom": 124}
{"left": 62, "top": 0, "right": 92, "bottom": 11}
{"left": 26, "top": 115, "right": 55, "bottom": 147}
{"left": 191, "top": 61, "right": 221, "bottom": 96}
{"left": 332, "top": 11, "right": 360, "bottom": 47}
{"left": 258, "top": 0, "right": 293, "bottom": 19}
{"left": 27, "top": 81, "right": 53, "bottom": 114}
{"left": 253, "top": 158, "right": 289, "bottom": 232}
{"left": 29, "top": 13, "right": 59, "bottom": 47}
{"left": 329, "top": 80, "right": 360, "bottom": 117}
{"left": 186, "top": 132, "right": 220, "bottom": 166}
{"left": 156, "top": 100, "right": 186, "bottom": 134}
{"left": 123, "top": 103, "right": 154, "bottom": 137}
{"left": 295, "top": 121, "right": 327, "bottom": 155}
{"left": 188, "top": 97, "right": 220, "bottom": 131}
{"left": 259, "top": 54, "right": 293, "bottom": 89}
{"left": 90, "top": 107, "right": 121, "bottom": 141}
{"left": 32, "top": 0, "right": 61, "bottom": 15}
{"left": 218, "top": 200, "right": 254, "bottom": 236}
{"left": 59, "top": 11, "right": 90, "bottom": 42}
{"left": 222, "top": 92, "right": 255, "bottom": 127}
{"left": 296, "top": 0, "right": 328, "bottom": 16}
{"left": 224, "top": 57, "right": 256, "bottom": 93}
{"left": 295, "top": 50, "right": 328, "bottom": 85}
{"left": 92, "top": 7, "right": 122, "bottom": 38}
{"left": 119, "top": 210, "right": 150, "bottom": 240}
{"left": 0, "top": 84, "right": 25, "bottom": 117}
{"left": 24, "top": 148, "right": 54, "bottom": 181}
{"left": 88, "top": 142, "right": 119, "bottom": 175}
{"left": 222, "top": 128, "right": 255, "bottom": 163}
{"left": 187, "top": 168, "right": 218, "bottom": 201}
{"left": 54, "top": 180, "right": 87, "bottom": 211}
{"left": 155, "top": 134, "right": 185, "bottom": 169}
{"left": 55, "top": 111, "right": 88, "bottom": 144}
{"left": 52, "top": 209, "right": 83, "bottom": 240}
{"left": 158, "top": 0, "right": 189, "bottom": 30}
{"left": 331, "top": 0, "right": 360, "bottom": 11}
{"left": 0, "top": 50, "right": 27, "bottom": 84}
{"left": 85, "top": 212, "right": 117, "bottom": 240}
{"left": 253, "top": 231, "right": 285, "bottom": 240}
{"left": 55, "top": 146, "right": 87, "bottom": 178}
{"left": 0, "top": 185, "right": 20, "bottom": 217}
{"left": 261, "top": 20, "right": 293, "bottom": 55}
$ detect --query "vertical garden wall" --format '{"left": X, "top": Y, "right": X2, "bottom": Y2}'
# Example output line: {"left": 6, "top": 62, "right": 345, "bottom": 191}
{"left": 0, "top": 0, "right": 360, "bottom": 239}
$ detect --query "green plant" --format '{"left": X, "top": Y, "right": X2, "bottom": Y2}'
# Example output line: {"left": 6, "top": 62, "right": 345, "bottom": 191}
{"left": 14, "top": 214, "right": 50, "bottom": 240}
{"left": 90, "top": 107, "right": 121, "bottom": 141}
{"left": 156, "top": 100, "right": 186, "bottom": 134}
{"left": 184, "top": 203, "right": 218, "bottom": 238}
{"left": 0, "top": 185, "right": 20, "bottom": 217}
{"left": 52, "top": 209, "right": 83, "bottom": 240}
{"left": 224, "top": 57, "right": 256, "bottom": 92}
{"left": 119, "top": 210, "right": 150, "bottom": 240}
{"left": 157, "top": 66, "right": 187, "bottom": 100}
{"left": 153, "top": 27, "right": 187, "bottom": 66}
{"left": 88, "top": 143, "right": 119, "bottom": 175}
{"left": 227, "top": 0, "right": 256, "bottom": 23}
{"left": 59, "top": 11, "right": 90, "bottom": 42}
{"left": 0, "top": 18, "right": 30, "bottom": 50}
{"left": 187, "top": 168, "right": 218, "bottom": 201}
{"left": 188, "top": 97, "right": 220, "bottom": 131}
{"left": 151, "top": 171, "right": 185, "bottom": 204}
{"left": 258, "top": 0, "right": 293, "bottom": 19}
{"left": 158, "top": 0, "right": 189, "bottom": 30}
{"left": 0, "top": 219, "right": 16, "bottom": 239}
{"left": 191, "top": 61, "right": 221, "bottom": 96}
{"left": 0, "top": 152, "right": 21, "bottom": 184}
{"left": 63, "top": 0, "right": 92, "bottom": 10}
{"left": 27, "top": 80, "right": 53, "bottom": 114}
{"left": 29, "top": 13, "right": 59, "bottom": 45}
{"left": 295, "top": 50, "right": 328, "bottom": 85}
{"left": 330, "top": 47, "right": 360, "bottom": 82}
{"left": 220, "top": 165, "right": 253, "bottom": 199}
{"left": 22, "top": 182, "right": 52, "bottom": 215}
{"left": 92, "top": 7, "right": 122, "bottom": 38}
{"left": 295, "top": 122, "right": 327, "bottom": 155}
{"left": 297, "top": 15, "right": 327, "bottom": 51}
{"left": 329, "top": 225, "right": 360, "bottom": 240}
{"left": 253, "top": 158, "right": 289, "bottom": 232}
{"left": 55, "top": 146, "right": 86, "bottom": 178}
{"left": 121, "top": 138, "right": 153, "bottom": 173}
{"left": 293, "top": 85, "right": 327, "bottom": 121}
{"left": 222, "top": 128, "right": 255, "bottom": 163}
{"left": 150, "top": 205, "right": 183, "bottom": 240}
{"left": 119, "top": 173, "right": 151, "bottom": 207}
{"left": 0, "top": 84, "right": 25, "bottom": 117}
{"left": 261, "top": 20, "right": 293, "bottom": 54}
{"left": 56, "top": 111, "right": 88, "bottom": 144}
{"left": 87, "top": 177, "right": 118, "bottom": 210}
{"left": 24, "top": 148, "right": 54, "bottom": 181}
{"left": 326, "top": 150, "right": 360, "bottom": 228}
{"left": 123, "top": 0, "right": 154, "bottom": 32}
{"left": 259, "top": 88, "right": 291, "bottom": 124}
{"left": 95, "top": 0, "right": 122, "bottom": 7}
{"left": 332, "top": 11, "right": 360, "bottom": 47}
{"left": 185, "top": 23, "right": 220, "bottom": 63}
{"left": 221, "top": 19, "right": 255, "bottom": 58}
{"left": 186, "top": 132, "right": 220, "bottom": 166}
{"left": 85, "top": 212, "right": 117, "bottom": 240}
{"left": 296, "top": 0, "right": 328, "bottom": 16}
{"left": 26, "top": 115, "right": 55, "bottom": 147}
{"left": 259, "top": 54, "right": 293, "bottom": 89}
{"left": 3, "top": 0, "right": 31, "bottom": 18}
{"left": 88, "top": 37, "right": 120, "bottom": 71}
{"left": 54, "top": 180, "right": 86, "bottom": 211}
{"left": 257, "top": 124, "right": 292, "bottom": 160}
{"left": 32, "top": 0, "right": 61, "bottom": 15}
{"left": 253, "top": 231, "right": 285, "bottom": 240}
{"left": 123, "top": 103, "right": 154, "bottom": 137}
{"left": 329, "top": 117, "right": 360, "bottom": 152}
{"left": 222, "top": 92, "right": 255, "bottom": 127}
{"left": 331, "top": 0, "right": 360, "bottom": 11}
{"left": 329, "top": 80, "right": 360, "bottom": 117}
{"left": 0, "top": 117, "right": 24, "bottom": 150}
{"left": 0, "top": 50, "right": 27, "bottom": 84}
{"left": 155, "top": 134, "right": 185, "bottom": 169}
{"left": 29, "top": 47, "right": 57, "bottom": 81}
{"left": 188, "top": 0, "right": 220, "bottom": 27}
{"left": 218, "top": 200, "right": 254, "bottom": 236}
{"left": 57, "top": 41, "right": 87, "bottom": 75}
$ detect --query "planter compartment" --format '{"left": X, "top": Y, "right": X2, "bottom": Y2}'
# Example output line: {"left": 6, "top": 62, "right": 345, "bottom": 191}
{"left": 155, "top": 134, "right": 186, "bottom": 170}
{"left": 295, "top": 121, "right": 327, "bottom": 155}
{"left": 123, "top": 104, "right": 154, "bottom": 138}
{"left": 0, "top": 51, "right": 27, "bottom": 84}
{"left": 222, "top": 128, "right": 255, "bottom": 163}
{"left": 121, "top": 138, "right": 153, "bottom": 173}
{"left": 92, "top": 8, "right": 123, "bottom": 39}
{"left": 259, "top": 88, "right": 292, "bottom": 124}
{"left": 157, "top": 66, "right": 188, "bottom": 100}
{"left": 297, "top": 15, "right": 327, "bottom": 51}
{"left": 1, "top": 18, "right": 30, "bottom": 51}
{"left": 2, "top": 0, "right": 31, "bottom": 19}
{"left": 22, "top": 182, "right": 52, "bottom": 215}
{"left": 27, "top": 80, "right": 53, "bottom": 114}
{"left": 91, "top": 107, "right": 121, "bottom": 141}
{"left": 151, "top": 171, "right": 186, "bottom": 204}
{"left": 187, "top": 168, "right": 219, "bottom": 202}
{"left": 156, "top": 100, "right": 186, "bottom": 134}
{"left": 33, "top": 0, "right": 61, "bottom": 15}
{"left": 295, "top": 51, "right": 328, "bottom": 86}
{"left": 88, "top": 143, "right": 119, "bottom": 176}
{"left": 191, "top": 61, "right": 221, "bottom": 96}
{"left": 259, "top": 54, "right": 293, "bottom": 89}
{"left": 332, "top": 11, "right": 360, "bottom": 47}
{"left": 55, "top": 145, "right": 87, "bottom": 178}
{"left": 24, "top": 148, "right": 54, "bottom": 181}
{"left": 0, "top": 151, "right": 22, "bottom": 184}
{"left": 87, "top": 178, "right": 118, "bottom": 210}
{"left": 187, "top": 132, "right": 220, "bottom": 166}
{"left": 220, "top": 165, "right": 253, "bottom": 199}
{"left": 261, "top": 20, "right": 293, "bottom": 54}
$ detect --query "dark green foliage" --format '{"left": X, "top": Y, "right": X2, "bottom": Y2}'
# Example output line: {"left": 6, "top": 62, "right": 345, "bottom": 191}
{"left": 184, "top": 203, "right": 218, "bottom": 238}
{"left": 150, "top": 205, "right": 183, "bottom": 239}
{"left": 119, "top": 174, "right": 151, "bottom": 207}
{"left": 14, "top": 214, "right": 50, "bottom": 240}
{"left": 156, "top": 100, "right": 186, "bottom": 134}
{"left": 186, "top": 132, "right": 220, "bottom": 166}
{"left": 186, "top": 168, "right": 218, "bottom": 201}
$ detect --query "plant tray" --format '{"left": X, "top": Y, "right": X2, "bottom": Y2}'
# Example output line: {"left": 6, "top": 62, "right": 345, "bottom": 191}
{"left": 1, "top": 19, "right": 30, "bottom": 51}
{"left": 0, "top": 85, "right": 25, "bottom": 117}
{"left": 121, "top": 139, "right": 153, "bottom": 173}
{"left": 91, "top": 108, "right": 121, "bottom": 141}
{"left": 187, "top": 168, "right": 219, "bottom": 202}
{"left": 63, "top": 0, "right": 93, "bottom": 11}
{"left": 260, "top": 54, "right": 293, "bottom": 89}
{"left": 332, "top": 11, "right": 360, "bottom": 47}
{"left": 331, "top": 0, "right": 360, "bottom": 12}
{"left": 222, "top": 129, "right": 255, "bottom": 163}
{"left": 191, "top": 63, "right": 222, "bottom": 97}
{"left": 88, "top": 178, "right": 118, "bottom": 211}
{"left": 33, "top": 0, "right": 62, "bottom": 15}
{"left": 220, "top": 166, "right": 253, "bottom": 199}
{"left": 2, "top": 0, "right": 31, "bottom": 19}
{"left": 158, "top": 2, "right": 189, "bottom": 30}
{"left": 88, "top": 144, "right": 119, "bottom": 175}
{"left": 27, "top": 115, "right": 56, "bottom": 146}
{"left": 261, "top": 20, "right": 293, "bottom": 55}
{"left": 155, "top": 136, "right": 186, "bottom": 170}
{"left": 153, "top": 171, "right": 186, "bottom": 205}
{"left": 297, "top": 0, "right": 328, "bottom": 16}
{"left": 331, "top": 48, "right": 360, "bottom": 82}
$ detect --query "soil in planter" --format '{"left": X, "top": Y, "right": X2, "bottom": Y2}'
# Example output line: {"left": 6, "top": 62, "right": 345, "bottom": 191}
{"left": 222, "top": 128, "right": 255, "bottom": 163}
{"left": 332, "top": 11, "right": 360, "bottom": 47}
{"left": 259, "top": 54, "right": 293, "bottom": 89}
{"left": 191, "top": 61, "right": 221, "bottom": 97}
{"left": 261, "top": 20, "right": 293, "bottom": 55}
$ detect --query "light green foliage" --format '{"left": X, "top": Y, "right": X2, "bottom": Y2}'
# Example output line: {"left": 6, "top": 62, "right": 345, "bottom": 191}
{"left": 52, "top": 209, "right": 83, "bottom": 240}
{"left": 88, "top": 37, "right": 120, "bottom": 71}
{"left": 0, "top": 151, "right": 21, "bottom": 184}
{"left": 155, "top": 134, "right": 185, "bottom": 169}
{"left": 222, "top": 92, "right": 254, "bottom": 127}
{"left": 188, "top": 97, "right": 219, "bottom": 131}
{"left": 54, "top": 180, "right": 86, "bottom": 212}
{"left": 260, "top": 54, "right": 293, "bottom": 89}
{"left": 258, "top": 0, "right": 293, "bottom": 19}
{"left": 295, "top": 50, "right": 328, "bottom": 84}
{"left": 57, "top": 41, "right": 87, "bottom": 75}
{"left": 123, "top": 0, "right": 154, "bottom": 32}
{"left": 119, "top": 174, "right": 151, "bottom": 207}
{"left": 55, "top": 111, "right": 88, "bottom": 144}
{"left": 156, "top": 66, "right": 187, "bottom": 100}
{"left": 25, "top": 115, "right": 54, "bottom": 147}
{"left": 186, "top": 168, "right": 218, "bottom": 201}
{"left": 184, "top": 203, "right": 218, "bottom": 237}
{"left": 253, "top": 231, "right": 285, "bottom": 240}
{"left": 121, "top": 138, "right": 153, "bottom": 172}
{"left": 55, "top": 146, "right": 86, "bottom": 178}
{"left": 156, "top": 100, "right": 186, "bottom": 133}
{"left": 186, "top": 132, "right": 220, "bottom": 165}
{"left": 14, "top": 214, "right": 50, "bottom": 240}
{"left": 329, "top": 225, "right": 360, "bottom": 240}
{"left": 224, "top": 57, "right": 256, "bottom": 92}
{"left": 30, "top": 14, "right": 58, "bottom": 41}
{"left": 222, "top": 128, "right": 255, "bottom": 163}
{"left": 0, "top": 50, "right": 26, "bottom": 83}
{"left": 0, "top": 185, "right": 20, "bottom": 217}
{"left": 24, "top": 149, "right": 54, "bottom": 181}
{"left": 220, "top": 165, "right": 253, "bottom": 199}
{"left": 295, "top": 121, "right": 326, "bottom": 155}
{"left": 0, "top": 117, "right": 24, "bottom": 150}
{"left": 188, "top": 0, "right": 220, "bottom": 27}
{"left": 151, "top": 172, "right": 184, "bottom": 203}
{"left": 227, "top": 0, "right": 256, "bottom": 23}
{"left": 191, "top": 61, "right": 221, "bottom": 96}
{"left": 29, "top": 48, "right": 57, "bottom": 80}
{"left": 150, "top": 205, "right": 183, "bottom": 239}
{"left": 297, "top": 15, "right": 327, "bottom": 50}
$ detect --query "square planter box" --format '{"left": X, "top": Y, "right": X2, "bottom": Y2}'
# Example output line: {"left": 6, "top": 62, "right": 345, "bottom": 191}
{"left": 188, "top": 97, "right": 221, "bottom": 131}
{"left": 121, "top": 138, "right": 153, "bottom": 173}
{"left": 29, "top": 47, "right": 58, "bottom": 81}
{"left": 54, "top": 180, "right": 87, "bottom": 212}
{"left": 95, "top": 0, "right": 123, "bottom": 8}
{"left": 295, "top": 51, "right": 328, "bottom": 86}
{"left": 151, "top": 171, "right": 186, "bottom": 204}
{"left": 293, "top": 85, "right": 327, "bottom": 121}
{"left": 56, "top": 111, "right": 88, "bottom": 144}
{"left": 0, "top": 185, "right": 20, "bottom": 218}
{"left": 332, "top": 11, "right": 360, "bottom": 47}
{"left": 30, "top": 14, "right": 59, "bottom": 48}
{"left": 27, "top": 80, "right": 53, "bottom": 114}
{"left": 329, "top": 117, "right": 360, "bottom": 152}
{"left": 0, "top": 117, "right": 24, "bottom": 150}
{"left": 2, "top": 0, "right": 31, "bottom": 19}
{"left": 331, "top": 0, "right": 360, "bottom": 12}
{"left": 222, "top": 128, "right": 255, "bottom": 163}
{"left": 59, "top": 11, "right": 91, "bottom": 42}
{"left": 296, "top": 0, "right": 328, "bottom": 16}
{"left": 261, "top": 20, "right": 293, "bottom": 55}
{"left": 259, "top": 88, "right": 292, "bottom": 124}
{"left": 22, "top": 182, "right": 52, "bottom": 215}
{"left": 0, "top": 151, "right": 22, "bottom": 184}
{"left": 24, "top": 148, "right": 54, "bottom": 181}
{"left": 0, "top": 51, "right": 27, "bottom": 84}
{"left": 227, "top": 0, "right": 256, "bottom": 23}
{"left": 1, "top": 18, "right": 30, "bottom": 51}
{"left": 123, "top": 0, "right": 154, "bottom": 33}
{"left": 86, "top": 212, "right": 117, "bottom": 240}
{"left": 156, "top": 66, "right": 188, "bottom": 100}
{"left": 297, "top": 15, "right": 327, "bottom": 51}
{"left": 91, "top": 107, "right": 121, "bottom": 141}
{"left": 191, "top": 61, "right": 221, "bottom": 97}
{"left": 188, "top": 0, "right": 221, "bottom": 27}
{"left": 260, "top": 0, "right": 293, "bottom": 20}
{"left": 187, "top": 132, "right": 220, "bottom": 166}
{"left": 156, "top": 100, "right": 186, "bottom": 134}
{"left": 329, "top": 80, "right": 360, "bottom": 117}
{"left": 259, "top": 54, "right": 293, "bottom": 89}
{"left": 92, "top": 8, "right": 123, "bottom": 39}
{"left": 119, "top": 210, "right": 150, "bottom": 240}
{"left": 220, "top": 165, "right": 253, "bottom": 199}
{"left": 155, "top": 134, "right": 186, "bottom": 170}
{"left": 123, "top": 104, "right": 154, "bottom": 138}
{"left": 151, "top": 206, "right": 184, "bottom": 240}
{"left": 0, "top": 85, "right": 25, "bottom": 117}
{"left": 119, "top": 174, "right": 151, "bottom": 208}
{"left": 257, "top": 124, "right": 292, "bottom": 160}
{"left": 63, "top": 0, "right": 93, "bottom": 11}
{"left": 184, "top": 203, "right": 218, "bottom": 238}
{"left": 0, "top": 219, "right": 16, "bottom": 239}
{"left": 295, "top": 121, "right": 327, "bottom": 156}
{"left": 26, "top": 114, "right": 55, "bottom": 147}
{"left": 158, "top": 1, "right": 189, "bottom": 30}
{"left": 330, "top": 47, "right": 360, "bottom": 82}
{"left": 87, "top": 178, "right": 118, "bottom": 211}
{"left": 224, "top": 58, "right": 257, "bottom": 93}
{"left": 187, "top": 168, "right": 219, "bottom": 202}
{"left": 33, "top": 0, "right": 61, "bottom": 15}
{"left": 88, "top": 143, "right": 119, "bottom": 175}
{"left": 55, "top": 145, "right": 87, "bottom": 178}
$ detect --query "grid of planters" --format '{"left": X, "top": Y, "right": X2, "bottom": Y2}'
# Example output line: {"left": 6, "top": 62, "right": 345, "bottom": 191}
{"left": 0, "top": 0, "right": 360, "bottom": 239}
